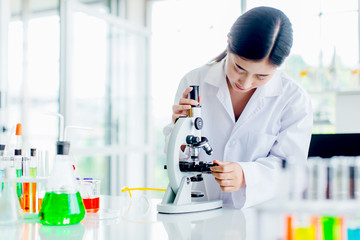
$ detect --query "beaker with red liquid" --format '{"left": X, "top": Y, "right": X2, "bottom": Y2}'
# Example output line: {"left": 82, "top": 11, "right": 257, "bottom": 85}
{"left": 78, "top": 179, "right": 100, "bottom": 213}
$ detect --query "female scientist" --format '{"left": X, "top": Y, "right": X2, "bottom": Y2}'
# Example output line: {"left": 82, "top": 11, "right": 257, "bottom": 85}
{"left": 163, "top": 6, "right": 313, "bottom": 208}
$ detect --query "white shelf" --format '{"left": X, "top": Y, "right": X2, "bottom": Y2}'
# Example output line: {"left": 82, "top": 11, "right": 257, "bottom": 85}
{"left": 256, "top": 199, "right": 360, "bottom": 215}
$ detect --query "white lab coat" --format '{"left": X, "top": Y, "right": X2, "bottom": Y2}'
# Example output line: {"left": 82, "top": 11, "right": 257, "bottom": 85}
{"left": 163, "top": 57, "right": 313, "bottom": 208}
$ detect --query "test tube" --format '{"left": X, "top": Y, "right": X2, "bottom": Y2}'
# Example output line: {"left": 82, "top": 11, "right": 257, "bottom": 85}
{"left": 22, "top": 156, "right": 30, "bottom": 212}
{"left": 285, "top": 215, "right": 294, "bottom": 240}
{"left": 294, "top": 214, "right": 316, "bottom": 240}
{"left": 321, "top": 216, "right": 343, "bottom": 240}
{"left": 0, "top": 144, "right": 5, "bottom": 190}
{"left": 347, "top": 157, "right": 357, "bottom": 200}
{"left": 331, "top": 157, "right": 344, "bottom": 200}
{"left": 287, "top": 156, "right": 307, "bottom": 200}
{"left": 29, "top": 148, "right": 37, "bottom": 213}
{"left": 325, "top": 160, "right": 333, "bottom": 200}
{"left": 37, "top": 150, "right": 49, "bottom": 210}
{"left": 338, "top": 157, "right": 350, "bottom": 200}
{"left": 37, "top": 150, "right": 49, "bottom": 177}
{"left": 307, "top": 158, "right": 319, "bottom": 200}
{"left": 355, "top": 156, "right": 360, "bottom": 200}
{"left": 316, "top": 158, "right": 327, "bottom": 200}
{"left": 347, "top": 215, "right": 360, "bottom": 240}
{"left": 13, "top": 149, "right": 22, "bottom": 205}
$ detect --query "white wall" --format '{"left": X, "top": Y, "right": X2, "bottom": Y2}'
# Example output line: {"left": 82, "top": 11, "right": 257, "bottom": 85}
{"left": 336, "top": 91, "right": 360, "bottom": 133}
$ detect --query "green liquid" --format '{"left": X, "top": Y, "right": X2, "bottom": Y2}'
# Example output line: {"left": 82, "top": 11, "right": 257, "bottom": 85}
{"left": 39, "top": 191, "right": 85, "bottom": 225}
{"left": 30, "top": 168, "right": 37, "bottom": 177}
{"left": 321, "top": 216, "right": 338, "bottom": 240}
{"left": 16, "top": 169, "right": 22, "bottom": 202}
{"left": 0, "top": 169, "right": 4, "bottom": 190}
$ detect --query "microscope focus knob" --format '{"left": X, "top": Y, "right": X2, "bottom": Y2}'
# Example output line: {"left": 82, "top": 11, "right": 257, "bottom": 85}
{"left": 194, "top": 117, "right": 203, "bottom": 130}
{"left": 186, "top": 135, "right": 200, "bottom": 144}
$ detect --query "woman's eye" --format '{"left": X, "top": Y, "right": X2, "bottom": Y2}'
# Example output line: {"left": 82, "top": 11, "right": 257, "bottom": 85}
{"left": 234, "top": 66, "right": 244, "bottom": 73}
{"left": 257, "top": 75, "right": 266, "bottom": 80}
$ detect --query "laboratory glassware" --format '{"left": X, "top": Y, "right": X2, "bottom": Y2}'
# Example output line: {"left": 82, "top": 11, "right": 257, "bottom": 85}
{"left": 0, "top": 167, "right": 23, "bottom": 224}
{"left": 78, "top": 178, "right": 100, "bottom": 213}
{"left": 39, "top": 141, "right": 85, "bottom": 225}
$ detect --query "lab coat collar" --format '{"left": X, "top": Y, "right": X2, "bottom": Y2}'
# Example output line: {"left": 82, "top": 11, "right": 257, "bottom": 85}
{"left": 203, "top": 58, "right": 227, "bottom": 88}
{"left": 203, "top": 57, "right": 284, "bottom": 98}
{"left": 203, "top": 58, "right": 235, "bottom": 122}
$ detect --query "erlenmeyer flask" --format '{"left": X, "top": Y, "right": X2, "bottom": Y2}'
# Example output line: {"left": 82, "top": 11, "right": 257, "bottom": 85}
{"left": 39, "top": 141, "right": 85, "bottom": 225}
{"left": 0, "top": 167, "right": 23, "bottom": 224}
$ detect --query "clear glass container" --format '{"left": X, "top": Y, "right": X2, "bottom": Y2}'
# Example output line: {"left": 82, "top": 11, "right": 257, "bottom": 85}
{"left": 39, "top": 141, "right": 85, "bottom": 225}
{"left": 0, "top": 167, "right": 23, "bottom": 224}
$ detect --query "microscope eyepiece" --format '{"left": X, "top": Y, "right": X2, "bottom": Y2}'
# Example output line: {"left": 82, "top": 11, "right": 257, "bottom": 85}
{"left": 189, "top": 85, "right": 200, "bottom": 106}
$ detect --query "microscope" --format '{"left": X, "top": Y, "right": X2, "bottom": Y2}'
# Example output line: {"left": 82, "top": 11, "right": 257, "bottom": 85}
{"left": 157, "top": 85, "right": 223, "bottom": 214}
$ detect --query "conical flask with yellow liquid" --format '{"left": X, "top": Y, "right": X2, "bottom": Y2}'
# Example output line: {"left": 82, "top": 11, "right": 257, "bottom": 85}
{"left": 39, "top": 141, "right": 85, "bottom": 225}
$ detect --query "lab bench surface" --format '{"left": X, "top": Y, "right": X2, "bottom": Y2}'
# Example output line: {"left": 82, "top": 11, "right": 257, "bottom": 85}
{"left": 0, "top": 195, "right": 262, "bottom": 240}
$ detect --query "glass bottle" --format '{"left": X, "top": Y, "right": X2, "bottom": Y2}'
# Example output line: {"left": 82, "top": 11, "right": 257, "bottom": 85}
{"left": 0, "top": 167, "right": 23, "bottom": 224}
{"left": 39, "top": 141, "right": 85, "bottom": 225}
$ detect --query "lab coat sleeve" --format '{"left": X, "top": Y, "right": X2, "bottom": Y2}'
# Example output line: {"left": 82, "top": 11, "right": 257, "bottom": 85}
{"left": 236, "top": 89, "right": 313, "bottom": 209}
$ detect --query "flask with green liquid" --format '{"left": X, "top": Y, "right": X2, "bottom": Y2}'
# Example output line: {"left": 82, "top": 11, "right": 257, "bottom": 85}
{"left": 39, "top": 141, "right": 85, "bottom": 225}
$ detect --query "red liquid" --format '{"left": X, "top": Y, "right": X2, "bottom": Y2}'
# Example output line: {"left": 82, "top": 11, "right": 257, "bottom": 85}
{"left": 23, "top": 182, "right": 30, "bottom": 212}
{"left": 83, "top": 197, "right": 100, "bottom": 213}
{"left": 38, "top": 198, "right": 43, "bottom": 210}
{"left": 31, "top": 183, "right": 37, "bottom": 213}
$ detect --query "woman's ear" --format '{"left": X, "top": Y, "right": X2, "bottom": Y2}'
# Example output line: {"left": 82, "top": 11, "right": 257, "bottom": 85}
{"left": 227, "top": 35, "right": 231, "bottom": 45}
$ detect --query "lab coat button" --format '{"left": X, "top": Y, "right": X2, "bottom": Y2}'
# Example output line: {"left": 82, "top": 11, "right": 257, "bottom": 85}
{"left": 228, "top": 140, "right": 236, "bottom": 147}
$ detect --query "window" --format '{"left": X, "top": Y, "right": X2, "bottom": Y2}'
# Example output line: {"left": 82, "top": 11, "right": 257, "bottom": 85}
{"left": 2, "top": 0, "right": 150, "bottom": 195}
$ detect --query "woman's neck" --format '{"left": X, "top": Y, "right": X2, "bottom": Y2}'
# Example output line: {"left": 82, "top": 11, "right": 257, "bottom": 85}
{"left": 227, "top": 79, "right": 256, "bottom": 121}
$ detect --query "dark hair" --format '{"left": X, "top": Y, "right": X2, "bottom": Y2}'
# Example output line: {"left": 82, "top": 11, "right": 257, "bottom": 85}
{"left": 213, "top": 6, "right": 293, "bottom": 66}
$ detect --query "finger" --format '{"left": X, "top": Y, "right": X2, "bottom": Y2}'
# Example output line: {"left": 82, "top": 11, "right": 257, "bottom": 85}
{"left": 212, "top": 172, "right": 232, "bottom": 180}
{"left": 211, "top": 162, "right": 233, "bottom": 173}
{"left": 220, "top": 186, "right": 238, "bottom": 192}
{"left": 172, "top": 104, "right": 191, "bottom": 113}
{"left": 181, "top": 87, "right": 193, "bottom": 99}
{"left": 214, "top": 178, "right": 233, "bottom": 187}
{"left": 179, "top": 98, "right": 199, "bottom": 106}
{"left": 211, "top": 160, "right": 224, "bottom": 172}
{"left": 213, "top": 159, "right": 223, "bottom": 166}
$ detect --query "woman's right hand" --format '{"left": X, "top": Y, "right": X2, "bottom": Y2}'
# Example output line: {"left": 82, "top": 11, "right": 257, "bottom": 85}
{"left": 172, "top": 87, "right": 199, "bottom": 123}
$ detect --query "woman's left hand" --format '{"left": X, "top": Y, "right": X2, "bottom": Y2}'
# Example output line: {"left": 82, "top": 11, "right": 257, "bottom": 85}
{"left": 210, "top": 160, "right": 246, "bottom": 192}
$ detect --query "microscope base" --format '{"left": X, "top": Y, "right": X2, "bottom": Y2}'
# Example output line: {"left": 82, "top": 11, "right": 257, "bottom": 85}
{"left": 157, "top": 200, "right": 222, "bottom": 214}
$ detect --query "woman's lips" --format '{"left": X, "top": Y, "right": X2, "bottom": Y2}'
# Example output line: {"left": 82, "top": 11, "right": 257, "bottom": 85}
{"left": 235, "top": 83, "right": 245, "bottom": 90}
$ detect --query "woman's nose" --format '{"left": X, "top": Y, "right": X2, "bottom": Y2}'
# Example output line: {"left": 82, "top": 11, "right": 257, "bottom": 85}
{"left": 239, "top": 77, "right": 252, "bottom": 89}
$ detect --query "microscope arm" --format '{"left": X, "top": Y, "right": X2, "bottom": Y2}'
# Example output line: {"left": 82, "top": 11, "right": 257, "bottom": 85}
{"left": 166, "top": 117, "right": 197, "bottom": 194}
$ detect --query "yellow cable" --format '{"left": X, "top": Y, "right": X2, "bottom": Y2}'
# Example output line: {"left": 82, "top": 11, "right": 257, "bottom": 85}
{"left": 121, "top": 187, "right": 166, "bottom": 198}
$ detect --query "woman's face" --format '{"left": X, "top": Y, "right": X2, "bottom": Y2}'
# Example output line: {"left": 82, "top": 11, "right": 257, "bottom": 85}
{"left": 225, "top": 52, "right": 277, "bottom": 93}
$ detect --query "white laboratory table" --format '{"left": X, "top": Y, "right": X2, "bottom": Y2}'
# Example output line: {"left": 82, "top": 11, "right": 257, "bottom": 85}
{"left": 0, "top": 195, "right": 265, "bottom": 240}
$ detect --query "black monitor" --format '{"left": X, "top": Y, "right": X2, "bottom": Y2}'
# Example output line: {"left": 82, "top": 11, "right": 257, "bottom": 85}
{"left": 308, "top": 133, "right": 360, "bottom": 158}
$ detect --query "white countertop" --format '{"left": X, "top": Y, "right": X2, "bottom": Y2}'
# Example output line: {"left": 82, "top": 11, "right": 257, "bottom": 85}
{"left": 0, "top": 195, "right": 262, "bottom": 240}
